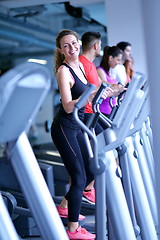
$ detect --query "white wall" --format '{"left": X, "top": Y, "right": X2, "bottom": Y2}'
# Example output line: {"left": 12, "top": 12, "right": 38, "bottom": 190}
{"left": 141, "top": 0, "right": 160, "bottom": 235}
{"left": 105, "top": 0, "right": 147, "bottom": 75}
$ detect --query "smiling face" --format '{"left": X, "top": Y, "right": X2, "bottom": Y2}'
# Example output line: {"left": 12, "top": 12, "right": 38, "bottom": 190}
{"left": 109, "top": 53, "right": 122, "bottom": 68}
{"left": 59, "top": 34, "right": 80, "bottom": 61}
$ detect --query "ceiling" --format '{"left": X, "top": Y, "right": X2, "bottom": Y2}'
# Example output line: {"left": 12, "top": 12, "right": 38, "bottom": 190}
{"left": 0, "top": 0, "right": 107, "bottom": 71}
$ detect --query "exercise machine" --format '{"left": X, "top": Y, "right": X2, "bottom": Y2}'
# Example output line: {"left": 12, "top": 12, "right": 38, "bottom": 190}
{"left": 74, "top": 72, "right": 158, "bottom": 240}
{"left": 0, "top": 62, "right": 69, "bottom": 240}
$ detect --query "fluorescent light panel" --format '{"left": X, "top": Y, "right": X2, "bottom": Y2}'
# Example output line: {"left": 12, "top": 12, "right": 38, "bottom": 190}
{"left": 27, "top": 58, "right": 47, "bottom": 65}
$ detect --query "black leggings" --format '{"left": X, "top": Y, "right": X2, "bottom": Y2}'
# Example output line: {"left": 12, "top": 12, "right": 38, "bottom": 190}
{"left": 51, "top": 122, "right": 94, "bottom": 222}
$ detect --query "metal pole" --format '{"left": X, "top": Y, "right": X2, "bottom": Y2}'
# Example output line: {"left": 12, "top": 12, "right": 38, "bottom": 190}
{"left": 0, "top": 192, "right": 20, "bottom": 240}
{"left": 7, "top": 132, "right": 68, "bottom": 240}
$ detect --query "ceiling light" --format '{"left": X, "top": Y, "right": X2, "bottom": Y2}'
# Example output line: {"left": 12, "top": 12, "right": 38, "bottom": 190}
{"left": 27, "top": 59, "right": 47, "bottom": 65}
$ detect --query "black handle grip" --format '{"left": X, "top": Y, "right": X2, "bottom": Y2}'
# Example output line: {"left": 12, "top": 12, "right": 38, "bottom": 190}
{"left": 75, "top": 83, "right": 96, "bottom": 109}
{"left": 117, "top": 89, "right": 127, "bottom": 105}
{"left": 92, "top": 83, "right": 109, "bottom": 105}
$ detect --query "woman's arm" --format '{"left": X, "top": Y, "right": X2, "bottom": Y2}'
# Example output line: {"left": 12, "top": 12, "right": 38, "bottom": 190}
{"left": 97, "top": 67, "right": 126, "bottom": 96}
{"left": 97, "top": 67, "right": 112, "bottom": 85}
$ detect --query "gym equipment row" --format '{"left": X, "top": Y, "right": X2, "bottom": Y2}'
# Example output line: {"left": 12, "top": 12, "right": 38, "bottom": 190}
{"left": 0, "top": 62, "right": 158, "bottom": 240}
{"left": 73, "top": 72, "right": 158, "bottom": 240}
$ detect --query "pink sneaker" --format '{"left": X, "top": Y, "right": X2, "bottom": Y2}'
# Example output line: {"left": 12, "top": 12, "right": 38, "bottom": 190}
{"left": 66, "top": 226, "right": 96, "bottom": 240}
{"left": 82, "top": 188, "right": 95, "bottom": 205}
{"left": 57, "top": 206, "right": 85, "bottom": 221}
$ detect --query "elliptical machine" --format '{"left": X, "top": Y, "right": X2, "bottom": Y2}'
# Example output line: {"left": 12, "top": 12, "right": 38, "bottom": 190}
{"left": 0, "top": 62, "right": 69, "bottom": 240}
{"left": 73, "top": 72, "right": 158, "bottom": 240}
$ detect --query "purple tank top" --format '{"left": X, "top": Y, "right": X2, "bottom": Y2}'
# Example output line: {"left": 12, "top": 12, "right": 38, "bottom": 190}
{"left": 97, "top": 67, "right": 117, "bottom": 115}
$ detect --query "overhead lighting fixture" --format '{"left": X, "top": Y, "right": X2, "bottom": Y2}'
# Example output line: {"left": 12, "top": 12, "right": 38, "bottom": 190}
{"left": 27, "top": 59, "right": 47, "bottom": 65}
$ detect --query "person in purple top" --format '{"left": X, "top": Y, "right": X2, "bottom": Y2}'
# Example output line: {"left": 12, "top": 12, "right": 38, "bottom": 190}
{"left": 97, "top": 46, "right": 123, "bottom": 117}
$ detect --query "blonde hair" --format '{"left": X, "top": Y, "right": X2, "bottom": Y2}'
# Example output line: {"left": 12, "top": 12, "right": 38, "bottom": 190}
{"left": 54, "top": 29, "right": 79, "bottom": 74}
